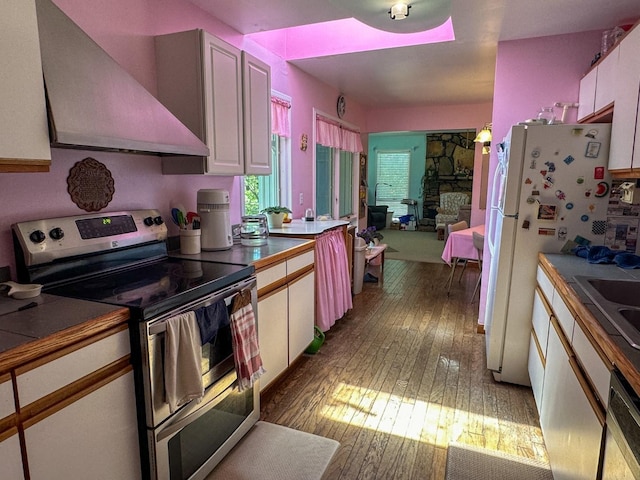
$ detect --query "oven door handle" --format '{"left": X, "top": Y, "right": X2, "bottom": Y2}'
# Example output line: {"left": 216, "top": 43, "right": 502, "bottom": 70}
{"left": 148, "top": 276, "right": 256, "bottom": 335}
{"left": 156, "top": 370, "right": 237, "bottom": 442}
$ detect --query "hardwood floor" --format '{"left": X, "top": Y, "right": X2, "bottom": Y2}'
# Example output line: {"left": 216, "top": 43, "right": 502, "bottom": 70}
{"left": 260, "top": 259, "right": 548, "bottom": 479}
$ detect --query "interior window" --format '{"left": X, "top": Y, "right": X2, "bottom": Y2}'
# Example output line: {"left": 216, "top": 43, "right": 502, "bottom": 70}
{"left": 376, "top": 150, "right": 411, "bottom": 215}
{"left": 243, "top": 134, "right": 283, "bottom": 215}
{"left": 315, "top": 144, "right": 333, "bottom": 217}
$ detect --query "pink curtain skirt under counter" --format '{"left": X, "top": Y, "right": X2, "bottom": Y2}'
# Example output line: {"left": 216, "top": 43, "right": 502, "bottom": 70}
{"left": 315, "top": 229, "right": 353, "bottom": 332}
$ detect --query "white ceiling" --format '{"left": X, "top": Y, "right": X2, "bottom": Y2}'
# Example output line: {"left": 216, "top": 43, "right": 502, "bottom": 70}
{"left": 189, "top": 0, "right": 640, "bottom": 108}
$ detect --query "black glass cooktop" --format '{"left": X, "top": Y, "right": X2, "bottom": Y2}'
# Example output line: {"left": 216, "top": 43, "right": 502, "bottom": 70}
{"left": 46, "top": 258, "right": 253, "bottom": 320}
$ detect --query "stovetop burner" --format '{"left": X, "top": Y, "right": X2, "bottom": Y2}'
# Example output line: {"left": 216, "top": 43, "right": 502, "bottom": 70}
{"left": 46, "top": 257, "right": 252, "bottom": 320}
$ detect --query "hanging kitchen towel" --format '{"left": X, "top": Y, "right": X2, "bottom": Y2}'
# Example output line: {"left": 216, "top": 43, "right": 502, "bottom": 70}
{"left": 164, "top": 311, "right": 204, "bottom": 413}
{"left": 230, "top": 289, "right": 265, "bottom": 391}
{"left": 195, "top": 299, "right": 230, "bottom": 345}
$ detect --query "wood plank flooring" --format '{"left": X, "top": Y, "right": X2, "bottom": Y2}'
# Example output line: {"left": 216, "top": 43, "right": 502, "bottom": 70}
{"left": 260, "top": 259, "right": 548, "bottom": 480}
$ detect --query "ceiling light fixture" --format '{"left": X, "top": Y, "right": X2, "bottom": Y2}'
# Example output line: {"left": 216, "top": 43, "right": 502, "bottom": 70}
{"left": 389, "top": 3, "right": 411, "bottom": 20}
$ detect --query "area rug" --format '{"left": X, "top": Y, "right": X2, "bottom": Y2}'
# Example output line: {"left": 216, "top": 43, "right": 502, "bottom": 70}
{"left": 445, "top": 443, "right": 553, "bottom": 480}
{"left": 380, "top": 229, "right": 445, "bottom": 264}
{"left": 207, "top": 421, "right": 340, "bottom": 480}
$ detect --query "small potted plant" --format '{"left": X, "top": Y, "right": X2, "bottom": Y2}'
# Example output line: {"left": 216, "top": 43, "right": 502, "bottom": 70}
{"left": 357, "top": 226, "right": 383, "bottom": 247}
{"left": 261, "top": 206, "right": 292, "bottom": 228}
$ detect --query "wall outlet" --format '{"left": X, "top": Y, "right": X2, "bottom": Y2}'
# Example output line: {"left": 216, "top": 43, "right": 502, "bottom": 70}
{"left": 299, "top": 193, "right": 304, "bottom": 205}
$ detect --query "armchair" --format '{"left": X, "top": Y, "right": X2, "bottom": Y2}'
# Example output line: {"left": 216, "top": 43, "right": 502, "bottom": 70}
{"left": 435, "top": 192, "right": 470, "bottom": 227}
{"left": 367, "top": 205, "right": 388, "bottom": 231}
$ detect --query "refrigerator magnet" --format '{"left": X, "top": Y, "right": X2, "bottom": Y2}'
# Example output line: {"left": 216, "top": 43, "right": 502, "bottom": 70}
{"left": 563, "top": 155, "right": 575, "bottom": 165}
{"left": 585, "top": 141, "right": 601, "bottom": 158}
{"left": 558, "top": 227, "right": 567, "bottom": 240}
{"left": 566, "top": 202, "right": 574, "bottom": 210}
{"left": 595, "top": 181, "right": 609, "bottom": 197}
{"left": 592, "top": 220, "right": 607, "bottom": 235}
{"left": 594, "top": 166, "right": 605, "bottom": 179}
{"left": 537, "top": 204, "right": 557, "bottom": 220}
{"left": 545, "top": 161, "right": 556, "bottom": 172}
{"left": 585, "top": 129, "right": 598, "bottom": 139}
{"left": 576, "top": 176, "right": 584, "bottom": 184}
{"left": 555, "top": 190, "right": 566, "bottom": 200}
{"left": 581, "top": 214, "right": 589, "bottom": 222}
{"left": 538, "top": 228, "right": 556, "bottom": 236}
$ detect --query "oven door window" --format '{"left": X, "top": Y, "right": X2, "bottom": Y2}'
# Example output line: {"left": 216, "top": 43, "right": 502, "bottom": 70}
{"left": 167, "top": 384, "right": 254, "bottom": 480}
{"left": 200, "top": 322, "right": 235, "bottom": 389}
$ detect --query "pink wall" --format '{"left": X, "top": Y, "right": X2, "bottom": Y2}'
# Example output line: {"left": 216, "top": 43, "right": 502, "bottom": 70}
{"left": 477, "top": 30, "right": 602, "bottom": 325}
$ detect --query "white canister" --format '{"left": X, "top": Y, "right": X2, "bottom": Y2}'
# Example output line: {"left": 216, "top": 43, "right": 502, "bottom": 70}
{"left": 197, "top": 189, "right": 232, "bottom": 251}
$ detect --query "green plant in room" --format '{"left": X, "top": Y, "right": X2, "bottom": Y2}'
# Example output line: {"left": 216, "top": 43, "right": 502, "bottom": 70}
{"left": 260, "top": 206, "right": 292, "bottom": 214}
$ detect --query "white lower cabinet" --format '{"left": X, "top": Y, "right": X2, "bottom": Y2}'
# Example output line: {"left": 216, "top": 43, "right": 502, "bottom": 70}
{"left": 256, "top": 248, "right": 316, "bottom": 391}
{"left": 0, "top": 428, "right": 24, "bottom": 480}
{"left": 540, "top": 318, "right": 603, "bottom": 480}
{"left": 257, "top": 286, "right": 289, "bottom": 389}
{"left": 24, "top": 369, "right": 140, "bottom": 480}
{"left": 288, "top": 270, "right": 315, "bottom": 363}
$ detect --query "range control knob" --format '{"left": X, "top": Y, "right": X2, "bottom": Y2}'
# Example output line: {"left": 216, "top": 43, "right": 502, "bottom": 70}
{"left": 143, "top": 216, "right": 154, "bottom": 227}
{"left": 153, "top": 216, "right": 164, "bottom": 226}
{"left": 49, "top": 227, "right": 64, "bottom": 240}
{"left": 29, "top": 230, "right": 46, "bottom": 244}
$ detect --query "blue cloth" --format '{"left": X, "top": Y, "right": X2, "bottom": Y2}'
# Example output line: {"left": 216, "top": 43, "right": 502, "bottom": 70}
{"left": 572, "top": 245, "right": 640, "bottom": 269}
{"left": 194, "top": 300, "right": 229, "bottom": 345}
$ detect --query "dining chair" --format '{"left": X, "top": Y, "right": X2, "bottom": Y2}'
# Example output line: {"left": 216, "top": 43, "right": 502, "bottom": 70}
{"left": 471, "top": 231, "right": 484, "bottom": 302}
{"left": 446, "top": 220, "right": 469, "bottom": 294}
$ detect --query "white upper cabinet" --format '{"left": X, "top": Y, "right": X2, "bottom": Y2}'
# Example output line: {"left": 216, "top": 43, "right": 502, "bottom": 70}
{"left": 0, "top": 0, "right": 51, "bottom": 172}
{"left": 594, "top": 47, "right": 618, "bottom": 112}
{"left": 243, "top": 52, "right": 272, "bottom": 175}
{"left": 609, "top": 25, "right": 640, "bottom": 171}
{"left": 577, "top": 68, "right": 597, "bottom": 121}
{"left": 156, "top": 30, "right": 271, "bottom": 175}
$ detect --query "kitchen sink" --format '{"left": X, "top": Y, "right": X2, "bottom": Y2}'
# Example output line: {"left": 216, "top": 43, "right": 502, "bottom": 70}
{"left": 579, "top": 278, "right": 640, "bottom": 307}
{"left": 574, "top": 276, "right": 640, "bottom": 350}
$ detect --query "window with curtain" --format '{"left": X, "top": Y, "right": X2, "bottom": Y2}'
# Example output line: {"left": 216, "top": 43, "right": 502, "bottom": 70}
{"left": 376, "top": 150, "right": 411, "bottom": 215}
{"left": 315, "top": 114, "right": 362, "bottom": 219}
{"left": 244, "top": 94, "right": 290, "bottom": 215}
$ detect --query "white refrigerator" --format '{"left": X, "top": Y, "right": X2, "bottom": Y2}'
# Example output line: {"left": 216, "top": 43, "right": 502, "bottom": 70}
{"left": 484, "top": 123, "right": 612, "bottom": 386}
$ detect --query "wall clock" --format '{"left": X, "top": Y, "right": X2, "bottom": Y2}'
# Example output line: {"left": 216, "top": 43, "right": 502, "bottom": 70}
{"left": 337, "top": 95, "right": 346, "bottom": 118}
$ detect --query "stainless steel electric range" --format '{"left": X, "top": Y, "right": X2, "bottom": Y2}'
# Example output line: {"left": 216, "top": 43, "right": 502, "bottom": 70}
{"left": 12, "top": 210, "right": 260, "bottom": 480}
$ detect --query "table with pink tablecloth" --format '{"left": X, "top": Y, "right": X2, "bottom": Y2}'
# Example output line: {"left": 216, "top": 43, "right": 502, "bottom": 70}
{"left": 441, "top": 224, "right": 485, "bottom": 265}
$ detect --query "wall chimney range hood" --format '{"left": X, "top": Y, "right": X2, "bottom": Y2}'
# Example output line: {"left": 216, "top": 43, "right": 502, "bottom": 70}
{"left": 35, "top": 0, "right": 209, "bottom": 157}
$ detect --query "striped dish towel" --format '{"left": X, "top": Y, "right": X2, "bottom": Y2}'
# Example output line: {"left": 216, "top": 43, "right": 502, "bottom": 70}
{"left": 230, "top": 289, "right": 265, "bottom": 391}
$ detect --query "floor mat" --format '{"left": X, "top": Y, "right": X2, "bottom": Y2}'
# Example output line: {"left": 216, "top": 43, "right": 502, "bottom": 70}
{"left": 445, "top": 443, "right": 553, "bottom": 480}
{"left": 207, "top": 421, "right": 340, "bottom": 480}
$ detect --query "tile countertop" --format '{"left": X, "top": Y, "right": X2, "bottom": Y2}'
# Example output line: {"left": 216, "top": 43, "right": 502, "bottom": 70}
{"left": 0, "top": 293, "right": 129, "bottom": 372}
{"left": 268, "top": 219, "right": 350, "bottom": 236}
{"left": 170, "top": 236, "right": 316, "bottom": 270}
{"left": 540, "top": 253, "right": 640, "bottom": 395}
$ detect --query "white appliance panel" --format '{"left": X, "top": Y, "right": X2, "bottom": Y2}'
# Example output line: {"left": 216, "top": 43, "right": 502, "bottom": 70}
{"left": 483, "top": 123, "right": 612, "bottom": 385}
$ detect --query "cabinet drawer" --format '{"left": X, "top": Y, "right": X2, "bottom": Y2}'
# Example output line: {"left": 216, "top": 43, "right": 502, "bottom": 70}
{"left": 16, "top": 329, "right": 130, "bottom": 407}
{"left": 551, "top": 292, "right": 575, "bottom": 342}
{"left": 0, "top": 374, "right": 15, "bottom": 420}
{"left": 256, "top": 261, "right": 287, "bottom": 291}
{"left": 573, "top": 323, "right": 610, "bottom": 408}
{"left": 536, "top": 266, "right": 554, "bottom": 304}
{"left": 287, "top": 250, "right": 314, "bottom": 274}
